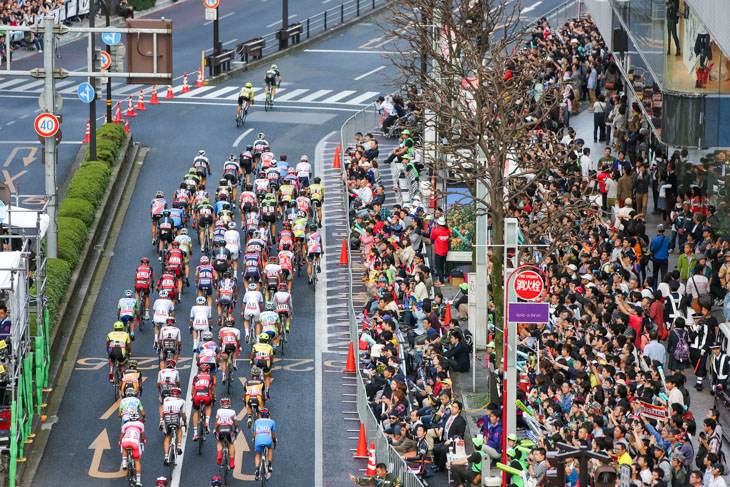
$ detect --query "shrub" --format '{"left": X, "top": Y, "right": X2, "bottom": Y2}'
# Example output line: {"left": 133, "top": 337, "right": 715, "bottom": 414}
{"left": 127, "top": 0, "right": 156, "bottom": 11}
{"left": 46, "top": 258, "right": 72, "bottom": 328}
{"left": 57, "top": 217, "right": 88, "bottom": 266}
{"left": 58, "top": 197, "right": 96, "bottom": 227}
{"left": 66, "top": 166, "right": 111, "bottom": 207}
{"left": 85, "top": 146, "right": 117, "bottom": 166}
{"left": 97, "top": 123, "right": 126, "bottom": 147}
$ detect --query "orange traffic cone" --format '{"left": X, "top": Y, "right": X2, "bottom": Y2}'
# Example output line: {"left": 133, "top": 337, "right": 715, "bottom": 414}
{"left": 165, "top": 84, "right": 175, "bottom": 99}
{"left": 112, "top": 101, "right": 123, "bottom": 123}
{"left": 365, "top": 443, "right": 376, "bottom": 475}
{"left": 333, "top": 144, "right": 341, "bottom": 169}
{"left": 339, "top": 238, "right": 348, "bottom": 265}
{"left": 444, "top": 300, "right": 452, "bottom": 326}
{"left": 82, "top": 119, "right": 90, "bottom": 143}
{"left": 135, "top": 89, "right": 146, "bottom": 111}
{"left": 104, "top": 114, "right": 108, "bottom": 124}
{"left": 195, "top": 67, "right": 204, "bottom": 88}
{"left": 429, "top": 175, "right": 436, "bottom": 208}
{"left": 181, "top": 73, "right": 190, "bottom": 93}
{"left": 344, "top": 341, "right": 356, "bottom": 374}
{"left": 124, "top": 119, "right": 130, "bottom": 133}
{"left": 149, "top": 85, "right": 160, "bottom": 104}
{"left": 352, "top": 423, "right": 367, "bottom": 458}
{"left": 125, "top": 96, "right": 137, "bottom": 117}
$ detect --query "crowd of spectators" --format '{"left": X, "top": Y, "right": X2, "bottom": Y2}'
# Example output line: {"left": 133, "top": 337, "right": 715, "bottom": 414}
{"left": 345, "top": 12, "right": 730, "bottom": 487}
{"left": 0, "top": 0, "right": 67, "bottom": 60}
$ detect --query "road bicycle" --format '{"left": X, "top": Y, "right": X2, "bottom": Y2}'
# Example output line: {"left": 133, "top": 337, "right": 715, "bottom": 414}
{"left": 220, "top": 435, "right": 232, "bottom": 485}
{"left": 125, "top": 446, "right": 138, "bottom": 487}
{"left": 264, "top": 90, "right": 274, "bottom": 111}
{"left": 112, "top": 357, "right": 123, "bottom": 401}
{"left": 200, "top": 223, "right": 212, "bottom": 257}
{"left": 248, "top": 399, "right": 260, "bottom": 434}
{"left": 165, "top": 423, "right": 180, "bottom": 480}
{"left": 137, "top": 298, "right": 146, "bottom": 332}
{"left": 236, "top": 104, "right": 249, "bottom": 128}
{"left": 256, "top": 445, "right": 271, "bottom": 485}
{"left": 197, "top": 412, "right": 207, "bottom": 455}
{"left": 224, "top": 351, "right": 236, "bottom": 394}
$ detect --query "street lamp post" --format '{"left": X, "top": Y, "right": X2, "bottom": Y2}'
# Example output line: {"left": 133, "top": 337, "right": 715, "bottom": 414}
{"left": 279, "top": 0, "right": 289, "bottom": 49}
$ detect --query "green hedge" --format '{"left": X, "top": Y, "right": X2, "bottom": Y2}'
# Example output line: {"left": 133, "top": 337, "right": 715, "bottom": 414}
{"left": 58, "top": 197, "right": 96, "bottom": 227}
{"left": 57, "top": 217, "right": 88, "bottom": 267}
{"left": 97, "top": 123, "right": 126, "bottom": 148}
{"left": 65, "top": 163, "right": 111, "bottom": 207}
{"left": 46, "top": 258, "right": 72, "bottom": 326}
{"left": 85, "top": 124, "right": 125, "bottom": 165}
{"left": 127, "top": 0, "right": 156, "bottom": 11}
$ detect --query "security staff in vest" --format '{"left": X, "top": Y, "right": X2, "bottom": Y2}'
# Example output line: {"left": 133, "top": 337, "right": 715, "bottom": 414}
{"left": 710, "top": 343, "right": 730, "bottom": 394}
{"left": 446, "top": 437, "right": 484, "bottom": 487}
{"left": 688, "top": 312, "right": 713, "bottom": 391}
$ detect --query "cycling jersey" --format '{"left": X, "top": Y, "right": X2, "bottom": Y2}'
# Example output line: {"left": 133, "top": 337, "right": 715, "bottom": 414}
{"left": 192, "top": 372, "right": 215, "bottom": 407}
{"left": 151, "top": 198, "right": 167, "bottom": 218}
{"left": 158, "top": 325, "right": 182, "bottom": 352}
{"left": 152, "top": 297, "right": 175, "bottom": 325}
{"left": 213, "top": 247, "right": 231, "bottom": 271}
{"left": 247, "top": 238, "right": 266, "bottom": 254}
{"left": 245, "top": 212, "right": 260, "bottom": 231}
{"left": 253, "top": 140, "right": 269, "bottom": 154}
{"left": 262, "top": 322, "right": 278, "bottom": 341}
{"left": 264, "top": 263, "right": 281, "bottom": 280}
{"left": 278, "top": 250, "right": 293, "bottom": 272}
{"left": 252, "top": 343, "right": 273, "bottom": 363}
{"left": 218, "top": 279, "right": 236, "bottom": 304}
{"left": 174, "top": 188, "right": 190, "bottom": 208}
{"left": 296, "top": 162, "right": 311, "bottom": 178}
{"left": 157, "top": 368, "right": 180, "bottom": 401}
{"left": 135, "top": 264, "right": 153, "bottom": 290}
{"left": 216, "top": 407, "right": 236, "bottom": 427}
{"left": 279, "top": 185, "right": 295, "bottom": 202}
{"left": 264, "top": 68, "right": 280, "bottom": 82}
{"left": 158, "top": 272, "right": 177, "bottom": 297}
{"left": 260, "top": 152, "right": 275, "bottom": 169}
{"left": 193, "top": 156, "right": 210, "bottom": 174}
{"left": 190, "top": 304, "right": 211, "bottom": 331}
{"left": 306, "top": 232, "right": 323, "bottom": 254}
{"left": 309, "top": 184, "right": 324, "bottom": 201}
{"left": 198, "top": 204, "right": 215, "bottom": 225}
{"left": 239, "top": 87, "right": 254, "bottom": 101}
{"left": 245, "top": 378, "right": 265, "bottom": 407}
{"left": 293, "top": 218, "right": 308, "bottom": 239}
{"left": 119, "top": 397, "right": 144, "bottom": 424}
{"left": 219, "top": 326, "right": 240, "bottom": 347}
{"left": 239, "top": 191, "right": 256, "bottom": 210}
{"left": 243, "top": 252, "right": 261, "bottom": 276}
{"left": 261, "top": 200, "right": 277, "bottom": 221}
{"left": 259, "top": 311, "right": 279, "bottom": 328}
{"left": 295, "top": 196, "right": 311, "bottom": 214}
{"left": 107, "top": 330, "right": 130, "bottom": 355}
{"left": 122, "top": 370, "right": 142, "bottom": 396}
{"left": 266, "top": 167, "right": 280, "bottom": 185}
{"left": 167, "top": 248, "right": 184, "bottom": 269}
{"left": 196, "top": 264, "right": 215, "bottom": 292}
{"left": 274, "top": 291, "right": 292, "bottom": 314}
{"left": 118, "top": 297, "right": 138, "bottom": 321}
{"left": 242, "top": 291, "right": 263, "bottom": 320}
{"left": 162, "top": 396, "right": 185, "bottom": 432}
{"left": 197, "top": 342, "right": 219, "bottom": 372}
{"left": 169, "top": 208, "right": 184, "bottom": 228}
{"left": 158, "top": 217, "right": 175, "bottom": 239}
{"left": 278, "top": 232, "right": 294, "bottom": 252}
{"left": 224, "top": 229, "right": 241, "bottom": 256}
{"left": 212, "top": 225, "right": 227, "bottom": 246}
{"left": 193, "top": 190, "right": 209, "bottom": 208}
{"left": 223, "top": 160, "right": 240, "bottom": 182}
{"left": 254, "top": 178, "right": 270, "bottom": 195}
{"left": 253, "top": 418, "right": 275, "bottom": 452}
{"left": 121, "top": 420, "right": 145, "bottom": 460}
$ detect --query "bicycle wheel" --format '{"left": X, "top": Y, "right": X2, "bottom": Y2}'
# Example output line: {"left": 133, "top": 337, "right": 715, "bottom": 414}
{"left": 167, "top": 433, "right": 176, "bottom": 479}
{"left": 198, "top": 415, "right": 205, "bottom": 455}
{"left": 279, "top": 331, "right": 285, "bottom": 356}
{"left": 113, "top": 362, "right": 122, "bottom": 401}
{"left": 226, "top": 357, "right": 233, "bottom": 394}
{"left": 127, "top": 449, "right": 136, "bottom": 487}
{"left": 241, "top": 107, "right": 248, "bottom": 125}
{"left": 221, "top": 442, "right": 230, "bottom": 485}
{"left": 236, "top": 110, "right": 241, "bottom": 128}
{"left": 264, "top": 93, "right": 270, "bottom": 112}
{"left": 260, "top": 446, "right": 268, "bottom": 486}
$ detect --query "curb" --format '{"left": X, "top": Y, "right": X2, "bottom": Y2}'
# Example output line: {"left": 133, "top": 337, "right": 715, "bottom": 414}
{"left": 204, "top": 4, "right": 387, "bottom": 85}
{"left": 18, "top": 134, "right": 142, "bottom": 486}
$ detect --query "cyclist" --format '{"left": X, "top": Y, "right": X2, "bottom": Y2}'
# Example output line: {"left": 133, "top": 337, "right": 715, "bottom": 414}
{"left": 264, "top": 64, "right": 281, "bottom": 102}
{"left": 212, "top": 240, "right": 232, "bottom": 277}
{"left": 261, "top": 193, "right": 278, "bottom": 239}
{"left": 164, "top": 240, "right": 184, "bottom": 295}
{"left": 192, "top": 184, "right": 210, "bottom": 230}
{"left": 219, "top": 318, "right": 240, "bottom": 383}
{"left": 157, "top": 209, "right": 175, "bottom": 260}
{"left": 283, "top": 166, "right": 298, "bottom": 188}
{"left": 118, "top": 289, "right": 139, "bottom": 340}
{"left": 273, "top": 283, "right": 293, "bottom": 334}
{"left": 265, "top": 160, "right": 281, "bottom": 193}
{"left": 253, "top": 408, "right": 277, "bottom": 480}
{"left": 222, "top": 155, "right": 241, "bottom": 207}
{"left": 119, "top": 386, "right": 145, "bottom": 425}
{"left": 119, "top": 411, "right": 146, "bottom": 486}
{"left": 216, "top": 271, "right": 237, "bottom": 326}
{"left": 168, "top": 206, "right": 185, "bottom": 236}
{"left": 293, "top": 210, "right": 308, "bottom": 262}
{"left": 224, "top": 222, "right": 241, "bottom": 275}
{"left": 304, "top": 222, "right": 323, "bottom": 284}
{"left": 173, "top": 182, "right": 191, "bottom": 225}
{"left": 247, "top": 229, "right": 267, "bottom": 259}
{"left": 237, "top": 82, "right": 255, "bottom": 120}
{"left": 152, "top": 290, "right": 175, "bottom": 349}
{"left": 242, "top": 282, "right": 264, "bottom": 343}
{"left": 260, "top": 302, "right": 281, "bottom": 350}
{"left": 252, "top": 133, "right": 270, "bottom": 165}
{"left": 215, "top": 177, "right": 232, "bottom": 205}
{"left": 240, "top": 146, "right": 254, "bottom": 185}
{"left": 134, "top": 257, "right": 154, "bottom": 321}
{"left": 212, "top": 219, "right": 228, "bottom": 249}
{"left": 258, "top": 220, "right": 272, "bottom": 249}
{"left": 278, "top": 179, "right": 296, "bottom": 218}
{"left": 263, "top": 256, "right": 281, "bottom": 302}
{"left": 197, "top": 198, "right": 216, "bottom": 246}
{"left": 295, "top": 193, "right": 311, "bottom": 221}
{"left": 150, "top": 190, "right": 167, "bottom": 245}
{"left": 174, "top": 228, "right": 193, "bottom": 288}
{"left": 253, "top": 170, "right": 270, "bottom": 202}
{"left": 239, "top": 183, "right": 257, "bottom": 215}
{"left": 121, "top": 360, "right": 143, "bottom": 398}
{"left": 244, "top": 206, "right": 261, "bottom": 241}
{"left": 158, "top": 317, "right": 182, "bottom": 369}
{"left": 196, "top": 256, "right": 217, "bottom": 308}
{"left": 296, "top": 154, "right": 312, "bottom": 189}
{"left": 183, "top": 166, "right": 201, "bottom": 193}
{"left": 190, "top": 296, "right": 212, "bottom": 351}
{"left": 193, "top": 149, "right": 211, "bottom": 186}
{"left": 251, "top": 332, "right": 275, "bottom": 395}
{"left": 197, "top": 330, "right": 220, "bottom": 373}
{"left": 162, "top": 386, "right": 187, "bottom": 466}
{"left": 260, "top": 150, "right": 275, "bottom": 171}
{"left": 243, "top": 366, "right": 266, "bottom": 428}
{"left": 107, "top": 321, "right": 131, "bottom": 382}
{"left": 156, "top": 265, "right": 178, "bottom": 303}
{"left": 308, "top": 177, "right": 324, "bottom": 227}
{"left": 157, "top": 359, "right": 180, "bottom": 429}
{"left": 242, "top": 247, "right": 263, "bottom": 291}
{"left": 277, "top": 154, "right": 290, "bottom": 173}
{"left": 278, "top": 244, "right": 294, "bottom": 293}
{"left": 191, "top": 362, "right": 215, "bottom": 441}
{"left": 214, "top": 397, "right": 239, "bottom": 470}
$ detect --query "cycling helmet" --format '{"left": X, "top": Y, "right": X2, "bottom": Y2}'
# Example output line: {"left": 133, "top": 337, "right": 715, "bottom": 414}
{"left": 160, "top": 290, "right": 169, "bottom": 298}
{"left": 124, "top": 289, "right": 133, "bottom": 297}
{"left": 313, "top": 177, "right": 321, "bottom": 184}
{"left": 180, "top": 228, "right": 188, "bottom": 235}
{"left": 128, "top": 412, "right": 141, "bottom": 422}
{"left": 223, "top": 270, "right": 233, "bottom": 278}
{"left": 171, "top": 241, "right": 180, "bottom": 248}
{"left": 271, "top": 160, "right": 277, "bottom": 167}
{"left": 248, "top": 283, "right": 257, "bottom": 291}
{"left": 128, "top": 360, "right": 138, "bottom": 369}
{"left": 125, "top": 387, "right": 138, "bottom": 398}
{"left": 166, "top": 359, "right": 177, "bottom": 369}
{"left": 141, "top": 257, "right": 150, "bottom": 264}
{"left": 251, "top": 366, "right": 262, "bottom": 377}
{"left": 258, "top": 171, "right": 266, "bottom": 178}
{"left": 220, "top": 397, "right": 232, "bottom": 408}
{"left": 246, "top": 144, "right": 253, "bottom": 151}
{"left": 156, "top": 477, "right": 168, "bottom": 487}
{"left": 271, "top": 64, "right": 277, "bottom": 70}
{"left": 309, "top": 223, "right": 317, "bottom": 231}
{"left": 253, "top": 231, "right": 261, "bottom": 238}
{"left": 260, "top": 407, "right": 270, "bottom": 418}
{"left": 211, "top": 476, "right": 223, "bottom": 487}
{"left": 170, "top": 387, "right": 182, "bottom": 397}
{"left": 245, "top": 184, "right": 254, "bottom": 191}
{"left": 245, "top": 82, "right": 252, "bottom": 88}
{"left": 283, "top": 221, "right": 291, "bottom": 229}
{"left": 189, "top": 167, "right": 197, "bottom": 174}
{"left": 288, "top": 200, "right": 297, "bottom": 208}
{"left": 279, "top": 154, "right": 287, "bottom": 162}
{"left": 259, "top": 333, "right": 270, "bottom": 342}
{"left": 196, "top": 296, "right": 206, "bottom": 305}
{"left": 163, "top": 209, "right": 171, "bottom": 216}
{"left": 199, "top": 183, "right": 206, "bottom": 190}
{"left": 113, "top": 321, "right": 125, "bottom": 331}
{"left": 269, "top": 255, "right": 278, "bottom": 263}
{"left": 257, "top": 132, "right": 265, "bottom": 140}
{"left": 265, "top": 301, "right": 275, "bottom": 311}
{"left": 228, "top": 222, "right": 236, "bottom": 229}
{"left": 296, "top": 211, "right": 306, "bottom": 219}
{"left": 287, "top": 167, "right": 296, "bottom": 174}
{"left": 156, "top": 191, "right": 164, "bottom": 198}
{"left": 224, "top": 317, "right": 236, "bottom": 327}
{"left": 198, "top": 150, "right": 205, "bottom": 156}
{"left": 229, "top": 154, "right": 236, "bottom": 161}
{"left": 278, "top": 283, "right": 287, "bottom": 292}
{"left": 202, "top": 330, "right": 213, "bottom": 341}
{"left": 300, "top": 155, "right": 309, "bottom": 163}
{"left": 200, "top": 256, "right": 209, "bottom": 265}
{"left": 166, "top": 317, "right": 176, "bottom": 325}
{"left": 199, "top": 363, "right": 211, "bottom": 372}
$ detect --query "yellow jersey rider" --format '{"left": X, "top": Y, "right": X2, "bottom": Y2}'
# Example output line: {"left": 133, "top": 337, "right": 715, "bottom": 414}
{"left": 107, "top": 321, "right": 131, "bottom": 382}
{"left": 238, "top": 82, "right": 255, "bottom": 118}
{"left": 250, "top": 333, "right": 275, "bottom": 398}
{"left": 307, "top": 177, "right": 324, "bottom": 226}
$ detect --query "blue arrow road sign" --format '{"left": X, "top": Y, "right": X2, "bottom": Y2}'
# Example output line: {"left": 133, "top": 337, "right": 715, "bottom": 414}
{"left": 101, "top": 32, "right": 121, "bottom": 46}
{"left": 78, "top": 82, "right": 95, "bottom": 103}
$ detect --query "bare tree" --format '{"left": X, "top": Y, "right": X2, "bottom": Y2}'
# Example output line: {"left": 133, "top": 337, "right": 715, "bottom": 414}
{"left": 381, "top": 0, "right": 596, "bottom": 362}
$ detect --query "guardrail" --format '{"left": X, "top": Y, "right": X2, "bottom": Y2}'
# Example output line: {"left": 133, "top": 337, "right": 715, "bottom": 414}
{"left": 541, "top": 0, "right": 585, "bottom": 27}
{"left": 340, "top": 104, "right": 425, "bottom": 487}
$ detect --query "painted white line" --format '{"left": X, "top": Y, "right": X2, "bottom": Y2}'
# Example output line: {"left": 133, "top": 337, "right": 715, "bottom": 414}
{"left": 521, "top": 1, "right": 542, "bottom": 13}
{"left": 203, "top": 86, "right": 240, "bottom": 99}
{"left": 6, "top": 121, "right": 15, "bottom": 126}
{"left": 0, "top": 78, "right": 28, "bottom": 90}
{"left": 319, "top": 90, "right": 356, "bottom": 104}
{"left": 169, "top": 360, "right": 198, "bottom": 487}
{"left": 304, "top": 49, "right": 392, "bottom": 54}
{"left": 112, "top": 83, "right": 143, "bottom": 95}
{"left": 233, "top": 127, "right": 254, "bottom": 147}
{"left": 204, "top": 11, "right": 235, "bottom": 25}
{"left": 222, "top": 38, "right": 239, "bottom": 46}
{"left": 9, "top": 80, "right": 43, "bottom": 92}
{"left": 343, "top": 91, "right": 380, "bottom": 105}
{"left": 353, "top": 65, "right": 385, "bottom": 81}
{"left": 274, "top": 88, "right": 308, "bottom": 101}
{"left": 177, "top": 85, "right": 217, "bottom": 98}
{"left": 265, "top": 13, "right": 297, "bottom": 28}
{"left": 297, "top": 89, "right": 333, "bottom": 103}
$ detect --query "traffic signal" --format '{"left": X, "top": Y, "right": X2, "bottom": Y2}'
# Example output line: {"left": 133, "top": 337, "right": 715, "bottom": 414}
{"left": 109, "top": 43, "right": 126, "bottom": 72}
{"left": 93, "top": 47, "right": 103, "bottom": 92}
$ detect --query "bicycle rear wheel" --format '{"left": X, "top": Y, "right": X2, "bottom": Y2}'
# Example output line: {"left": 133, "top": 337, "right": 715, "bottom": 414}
{"left": 198, "top": 415, "right": 205, "bottom": 455}
{"left": 167, "top": 436, "right": 176, "bottom": 480}
{"left": 260, "top": 446, "right": 268, "bottom": 486}
{"left": 127, "top": 450, "right": 136, "bottom": 487}
{"left": 226, "top": 357, "right": 233, "bottom": 394}
{"left": 113, "top": 362, "right": 122, "bottom": 401}
{"left": 221, "top": 442, "right": 230, "bottom": 485}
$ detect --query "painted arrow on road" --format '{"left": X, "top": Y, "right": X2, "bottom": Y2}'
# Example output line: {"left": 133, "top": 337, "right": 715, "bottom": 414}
{"left": 88, "top": 428, "right": 125, "bottom": 478}
{"left": 3, "top": 147, "right": 38, "bottom": 167}
{"left": 232, "top": 433, "right": 256, "bottom": 481}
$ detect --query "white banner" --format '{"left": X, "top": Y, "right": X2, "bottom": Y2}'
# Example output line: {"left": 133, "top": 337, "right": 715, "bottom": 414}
{"left": 52, "top": 7, "right": 61, "bottom": 24}
{"left": 67, "top": 0, "right": 78, "bottom": 18}
{"left": 79, "top": 0, "right": 90, "bottom": 15}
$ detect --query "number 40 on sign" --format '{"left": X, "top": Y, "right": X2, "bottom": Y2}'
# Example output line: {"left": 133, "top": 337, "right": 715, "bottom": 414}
{"left": 34, "top": 113, "right": 60, "bottom": 138}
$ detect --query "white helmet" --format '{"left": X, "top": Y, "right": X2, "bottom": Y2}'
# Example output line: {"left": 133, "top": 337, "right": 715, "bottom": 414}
{"left": 196, "top": 296, "right": 206, "bottom": 305}
{"left": 198, "top": 150, "right": 205, "bottom": 156}
{"left": 248, "top": 283, "right": 257, "bottom": 291}
{"left": 228, "top": 222, "right": 236, "bottom": 230}
{"left": 257, "top": 132, "right": 265, "bottom": 140}
{"left": 202, "top": 330, "right": 213, "bottom": 341}
{"left": 160, "top": 290, "right": 169, "bottom": 298}
{"left": 180, "top": 228, "right": 188, "bottom": 235}
{"left": 300, "top": 155, "right": 309, "bottom": 163}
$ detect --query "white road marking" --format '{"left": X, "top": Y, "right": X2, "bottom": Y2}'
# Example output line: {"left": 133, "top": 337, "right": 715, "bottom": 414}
{"left": 297, "top": 90, "right": 333, "bottom": 102}
{"left": 0, "top": 78, "right": 29, "bottom": 90}
{"left": 319, "top": 90, "right": 356, "bottom": 104}
{"left": 233, "top": 128, "right": 254, "bottom": 147}
{"left": 177, "top": 86, "right": 217, "bottom": 98}
{"left": 274, "top": 88, "right": 308, "bottom": 101}
{"left": 265, "top": 14, "right": 297, "bottom": 28}
{"left": 169, "top": 359, "right": 198, "bottom": 487}
{"left": 343, "top": 91, "right": 380, "bottom": 105}
{"left": 9, "top": 80, "right": 43, "bottom": 91}
{"left": 204, "top": 11, "right": 235, "bottom": 25}
{"left": 521, "top": 1, "right": 542, "bottom": 13}
{"left": 204, "top": 86, "right": 240, "bottom": 98}
{"left": 353, "top": 65, "right": 385, "bottom": 80}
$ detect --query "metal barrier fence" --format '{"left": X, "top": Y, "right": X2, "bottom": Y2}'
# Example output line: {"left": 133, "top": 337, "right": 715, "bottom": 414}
{"left": 542, "top": 0, "right": 585, "bottom": 27}
{"left": 340, "top": 106, "right": 425, "bottom": 487}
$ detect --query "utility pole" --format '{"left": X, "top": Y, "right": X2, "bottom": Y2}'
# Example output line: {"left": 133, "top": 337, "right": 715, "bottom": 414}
{"left": 89, "top": 0, "right": 97, "bottom": 159}
{"left": 42, "top": 16, "right": 58, "bottom": 258}
{"left": 105, "top": 0, "right": 112, "bottom": 122}
{"left": 213, "top": 5, "right": 220, "bottom": 55}
{"left": 279, "top": 0, "right": 288, "bottom": 49}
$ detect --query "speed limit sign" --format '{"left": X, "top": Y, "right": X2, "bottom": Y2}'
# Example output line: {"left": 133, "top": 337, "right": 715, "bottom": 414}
{"left": 203, "top": 0, "right": 219, "bottom": 8}
{"left": 34, "top": 113, "right": 60, "bottom": 138}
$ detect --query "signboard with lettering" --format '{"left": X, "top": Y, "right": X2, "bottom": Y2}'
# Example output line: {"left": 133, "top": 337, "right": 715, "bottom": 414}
{"left": 507, "top": 303, "right": 550, "bottom": 323}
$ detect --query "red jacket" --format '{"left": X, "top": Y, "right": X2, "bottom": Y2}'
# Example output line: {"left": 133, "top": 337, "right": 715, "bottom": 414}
{"left": 430, "top": 226, "right": 450, "bottom": 256}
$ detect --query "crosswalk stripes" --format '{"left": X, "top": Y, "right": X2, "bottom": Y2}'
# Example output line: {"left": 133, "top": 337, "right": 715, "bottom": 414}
{"left": 297, "top": 89, "right": 333, "bottom": 102}
{"left": 9, "top": 79, "right": 43, "bottom": 91}
{"left": 176, "top": 85, "right": 217, "bottom": 98}
{"left": 205, "top": 86, "right": 239, "bottom": 98}
{"left": 113, "top": 83, "right": 143, "bottom": 95}
{"left": 0, "top": 78, "right": 29, "bottom": 90}
{"left": 274, "top": 88, "right": 308, "bottom": 101}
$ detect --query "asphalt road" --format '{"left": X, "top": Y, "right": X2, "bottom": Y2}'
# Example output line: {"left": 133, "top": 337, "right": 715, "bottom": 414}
{"left": 16, "top": 0, "right": 567, "bottom": 484}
